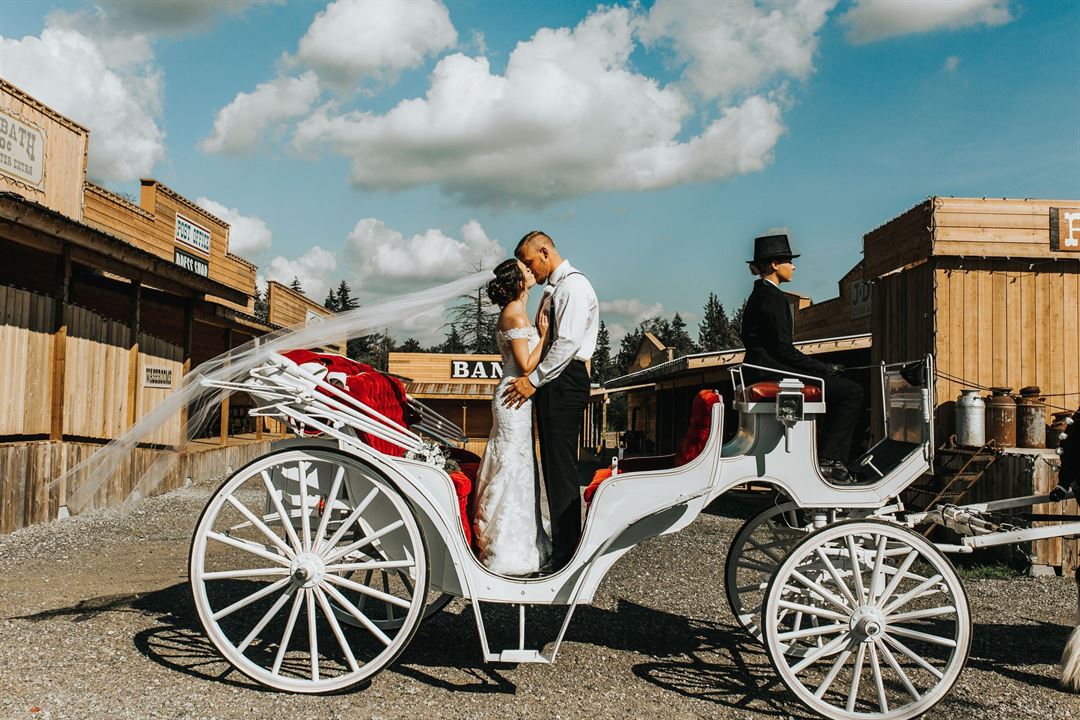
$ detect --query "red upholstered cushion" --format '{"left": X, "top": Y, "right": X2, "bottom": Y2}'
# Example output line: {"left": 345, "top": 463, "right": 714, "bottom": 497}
{"left": 281, "top": 349, "right": 415, "bottom": 456}
{"left": 448, "top": 470, "right": 473, "bottom": 547}
{"left": 584, "top": 468, "right": 613, "bottom": 504}
{"left": 747, "top": 381, "right": 822, "bottom": 402}
{"left": 674, "top": 390, "right": 722, "bottom": 466}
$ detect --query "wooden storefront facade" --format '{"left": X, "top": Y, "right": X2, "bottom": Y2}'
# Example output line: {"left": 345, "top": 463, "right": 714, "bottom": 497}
{"left": 0, "top": 79, "right": 297, "bottom": 532}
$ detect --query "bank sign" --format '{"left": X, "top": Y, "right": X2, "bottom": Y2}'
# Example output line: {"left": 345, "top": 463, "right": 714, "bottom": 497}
{"left": 0, "top": 111, "right": 44, "bottom": 188}
{"left": 450, "top": 359, "right": 503, "bottom": 380}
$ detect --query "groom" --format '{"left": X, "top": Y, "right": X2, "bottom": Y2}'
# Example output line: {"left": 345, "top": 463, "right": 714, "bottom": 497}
{"left": 504, "top": 230, "right": 599, "bottom": 570}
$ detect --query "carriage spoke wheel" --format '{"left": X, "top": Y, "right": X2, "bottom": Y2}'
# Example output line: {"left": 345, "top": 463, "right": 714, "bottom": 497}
{"left": 189, "top": 448, "right": 429, "bottom": 693}
{"left": 726, "top": 501, "right": 812, "bottom": 643}
{"left": 762, "top": 520, "right": 970, "bottom": 720}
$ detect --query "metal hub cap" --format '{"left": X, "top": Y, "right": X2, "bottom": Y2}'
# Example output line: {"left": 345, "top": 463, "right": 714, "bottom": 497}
{"left": 290, "top": 553, "right": 325, "bottom": 588}
{"left": 849, "top": 606, "right": 885, "bottom": 642}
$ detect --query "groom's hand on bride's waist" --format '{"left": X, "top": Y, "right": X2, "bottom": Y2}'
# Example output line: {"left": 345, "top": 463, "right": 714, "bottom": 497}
{"left": 503, "top": 376, "right": 537, "bottom": 408}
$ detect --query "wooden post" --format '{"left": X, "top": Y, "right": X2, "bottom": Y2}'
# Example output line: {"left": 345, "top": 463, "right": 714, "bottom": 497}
{"left": 461, "top": 403, "right": 468, "bottom": 438}
{"left": 219, "top": 326, "right": 232, "bottom": 446}
{"left": 180, "top": 301, "right": 194, "bottom": 441}
{"left": 49, "top": 248, "right": 71, "bottom": 442}
{"left": 126, "top": 279, "right": 141, "bottom": 428}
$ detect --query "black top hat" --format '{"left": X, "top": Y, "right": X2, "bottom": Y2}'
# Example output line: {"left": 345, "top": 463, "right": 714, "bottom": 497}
{"left": 747, "top": 234, "right": 800, "bottom": 264}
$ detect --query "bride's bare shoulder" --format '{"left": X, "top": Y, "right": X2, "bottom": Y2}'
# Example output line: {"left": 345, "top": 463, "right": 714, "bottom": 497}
{"left": 498, "top": 301, "right": 529, "bottom": 331}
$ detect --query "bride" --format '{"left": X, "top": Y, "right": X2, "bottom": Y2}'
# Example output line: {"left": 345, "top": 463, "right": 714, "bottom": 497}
{"left": 472, "top": 259, "right": 552, "bottom": 575}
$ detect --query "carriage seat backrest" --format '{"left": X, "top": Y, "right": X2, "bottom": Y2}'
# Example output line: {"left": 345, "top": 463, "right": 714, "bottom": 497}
{"left": 584, "top": 389, "right": 721, "bottom": 505}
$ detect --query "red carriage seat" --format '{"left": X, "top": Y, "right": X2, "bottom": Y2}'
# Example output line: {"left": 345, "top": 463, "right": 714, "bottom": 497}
{"left": 746, "top": 381, "right": 822, "bottom": 402}
{"left": 584, "top": 389, "right": 722, "bottom": 505}
{"left": 282, "top": 350, "right": 474, "bottom": 545}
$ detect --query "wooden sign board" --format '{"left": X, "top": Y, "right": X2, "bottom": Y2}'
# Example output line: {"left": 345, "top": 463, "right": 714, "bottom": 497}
{"left": 450, "top": 359, "right": 503, "bottom": 380}
{"left": 850, "top": 279, "right": 872, "bottom": 319}
{"left": 1050, "top": 207, "right": 1080, "bottom": 252}
{"left": 144, "top": 366, "right": 174, "bottom": 389}
{"left": 0, "top": 110, "right": 44, "bottom": 188}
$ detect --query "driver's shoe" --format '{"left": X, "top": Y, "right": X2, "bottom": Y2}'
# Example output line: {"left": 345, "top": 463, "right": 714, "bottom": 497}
{"left": 819, "top": 458, "right": 852, "bottom": 483}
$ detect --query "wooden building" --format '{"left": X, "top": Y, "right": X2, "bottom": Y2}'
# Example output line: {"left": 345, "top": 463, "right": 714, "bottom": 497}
{"left": 864, "top": 197, "right": 1080, "bottom": 441}
{"left": 265, "top": 280, "right": 343, "bottom": 354}
{"left": 389, "top": 351, "right": 504, "bottom": 456}
{"left": 0, "top": 79, "right": 293, "bottom": 532}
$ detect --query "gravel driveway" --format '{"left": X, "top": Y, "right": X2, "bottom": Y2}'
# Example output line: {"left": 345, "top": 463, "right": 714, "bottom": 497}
{"left": 2, "top": 481, "right": 1079, "bottom": 720}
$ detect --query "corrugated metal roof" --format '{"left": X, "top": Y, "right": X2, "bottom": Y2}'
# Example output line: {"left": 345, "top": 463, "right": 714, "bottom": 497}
{"left": 406, "top": 381, "right": 496, "bottom": 399}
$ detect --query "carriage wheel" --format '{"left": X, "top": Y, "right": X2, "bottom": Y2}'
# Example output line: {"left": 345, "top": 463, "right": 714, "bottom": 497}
{"left": 338, "top": 566, "right": 453, "bottom": 631}
{"left": 761, "top": 520, "right": 970, "bottom": 720}
{"left": 725, "top": 500, "right": 810, "bottom": 642}
{"left": 189, "top": 448, "right": 429, "bottom": 693}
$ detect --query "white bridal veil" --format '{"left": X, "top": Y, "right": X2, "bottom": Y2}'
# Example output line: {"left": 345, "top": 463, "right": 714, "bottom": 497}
{"left": 49, "top": 270, "right": 495, "bottom": 515}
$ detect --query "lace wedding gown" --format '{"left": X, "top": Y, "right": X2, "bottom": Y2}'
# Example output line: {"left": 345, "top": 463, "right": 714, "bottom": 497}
{"left": 472, "top": 327, "right": 552, "bottom": 575}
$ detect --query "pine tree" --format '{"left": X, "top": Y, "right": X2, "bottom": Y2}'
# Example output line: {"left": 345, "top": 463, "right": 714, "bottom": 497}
{"left": 398, "top": 338, "right": 423, "bottom": 353}
{"left": 615, "top": 326, "right": 644, "bottom": 377}
{"left": 729, "top": 299, "right": 748, "bottom": 345}
{"left": 323, "top": 289, "right": 339, "bottom": 312}
{"left": 668, "top": 312, "right": 698, "bottom": 357}
{"left": 253, "top": 287, "right": 268, "bottom": 322}
{"left": 446, "top": 280, "right": 499, "bottom": 353}
{"left": 289, "top": 277, "right": 304, "bottom": 294}
{"left": 334, "top": 280, "right": 359, "bottom": 312}
{"left": 438, "top": 324, "right": 465, "bottom": 354}
{"left": 592, "top": 321, "right": 613, "bottom": 383}
{"left": 698, "top": 292, "right": 730, "bottom": 352}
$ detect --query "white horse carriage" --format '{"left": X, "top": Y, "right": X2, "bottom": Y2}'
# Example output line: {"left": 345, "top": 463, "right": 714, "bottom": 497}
{"left": 189, "top": 351, "right": 983, "bottom": 720}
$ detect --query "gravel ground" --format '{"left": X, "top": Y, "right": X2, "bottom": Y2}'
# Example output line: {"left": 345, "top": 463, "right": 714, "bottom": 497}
{"left": 2, "top": 480, "right": 1079, "bottom": 720}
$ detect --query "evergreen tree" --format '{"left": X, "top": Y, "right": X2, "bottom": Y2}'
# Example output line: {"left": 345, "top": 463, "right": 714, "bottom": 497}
{"left": 698, "top": 292, "right": 731, "bottom": 352}
{"left": 615, "top": 326, "right": 644, "bottom": 377}
{"left": 729, "top": 299, "right": 748, "bottom": 345}
{"left": 334, "top": 280, "right": 359, "bottom": 312}
{"left": 323, "top": 289, "right": 339, "bottom": 312}
{"left": 668, "top": 312, "right": 698, "bottom": 357}
{"left": 398, "top": 337, "right": 423, "bottom": 353}
{"left": 438, "top": 324, "right": 465, "bottom": 354}
{"left": 446, "top": 279, "right": 499, "bottom": 353}
{"left": 370, "top": 330, "right": 396, "bottom": 371}
{"left": 253, "top": 287, "right": 268, "bottom": 322}
{"left": 289, "top": 276, "right": 304, "bottom": 294}
{"left": 592, "top": 320, "right": 613, "bottom": 383}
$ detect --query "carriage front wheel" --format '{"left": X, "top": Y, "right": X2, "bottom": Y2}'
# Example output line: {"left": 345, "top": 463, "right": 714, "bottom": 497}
{"left": 189, "top": 448, "right": 430, "bottom": 693}
{"left": 761, "top": 519, "right": 970, "bottom": 720}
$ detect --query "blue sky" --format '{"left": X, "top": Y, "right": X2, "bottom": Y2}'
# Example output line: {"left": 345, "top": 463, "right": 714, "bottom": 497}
{"left": 1, "top": 0, "right": 1077, "bottom": 345}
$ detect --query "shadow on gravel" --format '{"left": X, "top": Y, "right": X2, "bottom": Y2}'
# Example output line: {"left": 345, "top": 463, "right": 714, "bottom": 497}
{"left": 967, "top": 619, "right": 1076, "bottom": 690}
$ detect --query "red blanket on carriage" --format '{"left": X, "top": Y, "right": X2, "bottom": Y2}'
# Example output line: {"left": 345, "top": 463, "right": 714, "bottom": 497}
{"left": 282, "top": 350, "right": 474, "bottom": 546}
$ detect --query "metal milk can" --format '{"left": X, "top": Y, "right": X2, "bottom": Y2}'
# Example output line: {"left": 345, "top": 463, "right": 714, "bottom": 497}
{"left": 1049, "top": 411, "right": 1073, "bottom": 449}
{"left": 1015, "top": 386, "right": 1045, "bottom": 448}
{"left": 955, "top": 389, "right": 986, "bottom": 447}
{"left": 985, "top": 387, "right": 1017, "bottom": 448}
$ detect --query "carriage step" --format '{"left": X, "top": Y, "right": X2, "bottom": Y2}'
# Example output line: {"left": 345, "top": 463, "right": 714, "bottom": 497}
{"left": 493, "top": 649, "right": 552, "bottom": 664}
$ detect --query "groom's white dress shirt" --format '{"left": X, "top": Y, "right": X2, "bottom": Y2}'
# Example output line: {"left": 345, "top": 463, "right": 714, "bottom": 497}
{"left": 528, "top": 259, "right": 599, "bottom": 387}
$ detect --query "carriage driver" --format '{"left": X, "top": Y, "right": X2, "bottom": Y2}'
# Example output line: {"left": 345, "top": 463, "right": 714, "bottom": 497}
{"left": 740, "top": 234, "right": 863, "bottom": 483}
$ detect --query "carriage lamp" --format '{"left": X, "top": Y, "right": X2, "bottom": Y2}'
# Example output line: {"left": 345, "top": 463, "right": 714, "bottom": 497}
{"left": 776, "top": 379, "right": 806, "bottom": 452}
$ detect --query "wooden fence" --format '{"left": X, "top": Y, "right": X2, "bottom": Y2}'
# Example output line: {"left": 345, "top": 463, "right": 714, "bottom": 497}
{"left": 0, "top": 438, "right": 273, "bottom": 534}
{"left": 0, "top": 286, "right": 54, "bottom": 436}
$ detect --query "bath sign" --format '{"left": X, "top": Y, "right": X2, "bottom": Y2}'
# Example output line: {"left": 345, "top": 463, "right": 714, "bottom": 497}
{"left": 0, "top": 110, "right": 44, "bottom": 188}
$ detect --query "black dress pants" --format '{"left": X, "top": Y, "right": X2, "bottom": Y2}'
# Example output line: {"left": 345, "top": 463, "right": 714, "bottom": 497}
{"left": 534, "top": 360, "right": 589, "bottom": 568}
{"left": 818, "top": 374, "right": 863, "bottom": 462}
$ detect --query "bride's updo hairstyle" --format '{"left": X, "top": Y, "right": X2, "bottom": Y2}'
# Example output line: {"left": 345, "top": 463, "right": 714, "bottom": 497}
{"left": 486, "top": 259, "right": 525, "bottom": 308}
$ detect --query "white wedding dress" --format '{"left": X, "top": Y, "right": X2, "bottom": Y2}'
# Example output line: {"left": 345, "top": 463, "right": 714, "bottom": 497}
{"left": 472, "top": 327, "right": 552, "bottom": 575}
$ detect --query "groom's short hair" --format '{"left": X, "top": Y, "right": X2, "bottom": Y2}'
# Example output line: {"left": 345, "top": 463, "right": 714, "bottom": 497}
{"left": 515, "top": 230, "right": 552, "bottom": 257}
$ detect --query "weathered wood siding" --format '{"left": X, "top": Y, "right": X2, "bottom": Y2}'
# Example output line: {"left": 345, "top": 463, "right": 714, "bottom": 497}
{"left": 0, "top": 79, "right": 88, "bottom": 221}
{"left": 0, "top": 285, "right": 54, "bottom": 435}
{"left": 0, "top": 439, "right": 273, "bottom": 534}
{"left": 389, "top": 352, "right": 503, "bottom": 384}
{"left": 266, "top": 281, "right": 343, "bottom": 353}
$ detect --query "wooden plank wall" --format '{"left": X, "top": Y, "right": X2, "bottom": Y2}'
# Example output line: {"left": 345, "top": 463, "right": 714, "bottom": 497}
{"left": 83, "top": 183, "right": 162, "bottom": 254}
{"left": 933, "top": 258, "right": 1080, "bottom": 434}
{"left": 389, "top": 352, "right": 503, "bottom": 383}
{"left": 0, "top": 439, "right": 273, "bottom": 534}
{"left": 266, "top": 281, "right": 344, "bottom": 353}
{"left": 933, "top": 197, "right": 1079, "bottom": 260}
{"left": 0, "top": 79, "right": 88, "bottom": 221}
{"left": 863, "top": 200, "right": 933, "bottom": 280}
{"left": 0, "top": 285, "right": 54, "bottom": 435}
{"left": 63, "top": 304, "right": 132, "bottom": 440}
{"left": 137, "top": 333, "right": 184, "bottom": 447}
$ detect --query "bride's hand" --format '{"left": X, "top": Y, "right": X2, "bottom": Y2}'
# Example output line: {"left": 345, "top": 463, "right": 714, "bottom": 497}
{"left": 536, "top": 308, "right": 549, "bottom": 337}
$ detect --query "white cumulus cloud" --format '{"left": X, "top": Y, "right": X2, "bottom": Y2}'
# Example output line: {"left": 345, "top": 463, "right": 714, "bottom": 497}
{"left": 292, "top": 0, "right": 457, "bottom": 92}
{"left": 263, "top": 246, "right": 338, "bottom": 301}
{"left": 600, "top": 298, "right": 665, "bottom": 326}
{"left": 637, "top": 0, "right": 836, "bottom": 99}
{"left": 91, "top": 0, "right": 282, "bottom": 35}
{"left": 200, "top": 72, "right": 321, "bottom": 154}
{"left": 293, "top": 6, "right": 787, "bottom": 207}
{"left": 0, "top": 27, "right": 165, "bottom": 183}
{"left": 841, "top": 0, "right": 1012, "bottom": 45}
{"left": 943, "top": 55, "right": 960, "bottom": 73}
{"left": 194, "top": 197, "right": 273, "bottom": 257}
{"left": 344, "top": 218, "right": 505, "bottom": 294}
